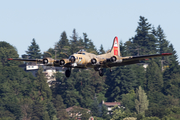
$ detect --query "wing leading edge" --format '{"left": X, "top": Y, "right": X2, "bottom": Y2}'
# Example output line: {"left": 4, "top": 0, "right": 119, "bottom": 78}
{"left": 122, "top": 53, "right": 172, "bottom": 62}
{"left": 8, "top": 58, "right": 43, "bottom": 63}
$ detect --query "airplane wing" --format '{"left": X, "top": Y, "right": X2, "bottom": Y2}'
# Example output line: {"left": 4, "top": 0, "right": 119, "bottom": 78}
{"left": 8, "top": 57, "right": 75, "bottom": 67}
{"left": 122, "top": 53, "right": 172, "bottom": 62}
{"left": 107, "top": 53, "right": 172, "bottom": 67}
{"left": 8, "top": 58, "right": 43, "bottom": 63}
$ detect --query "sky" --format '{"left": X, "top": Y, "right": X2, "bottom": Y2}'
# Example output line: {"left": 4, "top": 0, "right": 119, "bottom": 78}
{"left": 0, "top": 1, "right": 180, "bottom": 61}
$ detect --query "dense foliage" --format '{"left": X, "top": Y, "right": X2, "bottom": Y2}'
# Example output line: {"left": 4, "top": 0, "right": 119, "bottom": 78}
{"left": 0, "top": 16, "right": 180, "bottom": 120}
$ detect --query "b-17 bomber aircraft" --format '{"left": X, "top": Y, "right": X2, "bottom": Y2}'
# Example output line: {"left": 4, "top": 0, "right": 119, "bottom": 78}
{"left": 8, "top": 37, "right": 172, "bottom": 77}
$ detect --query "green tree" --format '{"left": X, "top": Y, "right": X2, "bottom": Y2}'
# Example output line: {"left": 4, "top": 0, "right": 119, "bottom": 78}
{"left": 99, "top": 44, "right": 105, "bottom": 54}
{"left": 163, "top": 73, "right": 180, "bottom": 99}
{"left": 111, "top": 105, "right": 129, "bottom": 120}
{"left": 83, "top": 33, "right": 90, "bottom": 49}
{"left": 0, "top": 41, "right": 19, "bottom": 66}
{"left": 135, "top": 86, "right": 149, "bottom": 115}
{"left": 101, "top": 104, "right": 111, "bottom": 120}
{"left": 155, "top": 25, "right": 169, "bottom": 54}
{"left": 130, "top": 16, "right": 157, "bottom": 55}
{"left": 69, "top": 29, "right": 79, "bottom": 54}
{"left": 55, "top": 31, "right": 70, "bottom": 59}
{"left": 26, "top": 38, "right": 42, "bottom": 59}
{"left": 52, "top": 95, "right": 69, "bottom": 120}
{"left": 80, "top": 109, "right": 91, "bottom": 120}
{"left": 57, "top": 31, "right": 69, "bottom": 49}
{"left": 121, "top": 90, "right": 136, "bottom": 113}
{"left": 142, "top": 117, "right": 160, "bottom": 120}
{"left": 146, "top": 61, "right": 163, "bottom": 92}
{"left": 31, "top": 101, "right": 46, "bottom": 120}
{"left": 91, "top": 95, "right": 101, "bottom": 117}
{"left": 46, "top": 102, "right": 57, "bottom": 120}
{"left": 35, "top": 67, "right": 52, "bottom": 103}
{"left": 106, "top": 65, "right": 138, "bottom": 101}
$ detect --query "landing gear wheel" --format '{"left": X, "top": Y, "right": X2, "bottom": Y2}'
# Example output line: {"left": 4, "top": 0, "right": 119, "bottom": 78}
{"left": 99, "top": 69, "right": 104, "bottom": 76}
{"left": 65, "top": 69, "right": 71, "bottom": 78}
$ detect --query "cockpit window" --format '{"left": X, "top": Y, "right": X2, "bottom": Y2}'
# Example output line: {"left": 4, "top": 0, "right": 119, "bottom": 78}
{"left": 77, "top": 49, "right": 86, "bottom": 54}
{"left": 78, "top": 49, "right": 86, "bottom": 52}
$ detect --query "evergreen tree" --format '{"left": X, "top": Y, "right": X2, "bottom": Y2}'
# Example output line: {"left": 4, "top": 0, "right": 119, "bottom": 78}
{"left": 135, "top": 86, "right": 149, "bottom": 115}
{"left": 156, "top": 25, "right": 169, "bottom": 54}
{"left": 101, "top": 104, "right": 111, "bottom": 119}
{"left": 91, "top": 95, "right": 101, "bottom": 117}
{"left": 56, "top": 31, "right": 70, "bottom": 59}
{"left": 26, "top": 38, "right": 41, "bottom": 59}
{"left": 57, "top": 31, "right": 69, "bottom": 49}
{"left": 146, "top": 61, "right": 163, "bottom": 93}
{"left": 52, "top": 95, "right": 69, "bottom": 119}
{"left": 134, "top": 16, "right": 151, "bottom": 46}
{"left": 46, "top": 102, "right": 57, "bottom": 120}
{"left": 168, "top": 44, "right": 179, "bottom": 65}
{"left": 35, "top": 67, "right": 52, "bottom": 103}
{"left": 163, "top": 73, "right": 180, "bottom": 99}
{"left": 131, "top": 64, "right": 146, "bottom": 88}
{"left": 98, "top": 44, "right": 105, "bottom": 54}
{"left": 83, "top": 33, "right": 90, "bottom": 49}
{"left": 106, "top": 65, "right": 138, "bottom": 101}
{"left": 69, "top": 29, "right": 79, "bottom": 54}
{"left": 31, "top": 101, "right": 45, "bottom": 120}
{"left": 131, "top": 16, "right": 157, "bottom": 55}
{"left": 145, "top": 61, "right": 164, "bottom": 108}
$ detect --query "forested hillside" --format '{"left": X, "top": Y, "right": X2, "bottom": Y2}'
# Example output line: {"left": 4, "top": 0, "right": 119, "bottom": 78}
{"left": 0, "top": 16, "right": 180, "bottom": 120}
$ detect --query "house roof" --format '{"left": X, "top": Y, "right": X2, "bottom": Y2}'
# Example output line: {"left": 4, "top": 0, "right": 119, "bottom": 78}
{"left": 103, "top": 102, "right": 121, "bottom": 106}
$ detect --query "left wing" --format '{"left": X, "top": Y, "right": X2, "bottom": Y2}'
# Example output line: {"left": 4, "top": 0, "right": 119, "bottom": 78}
{"left": 122, "top": 53, "right": 172, "bottom": 62}
{"left": 107, "top": 53, "right": 172, "bottom": 67}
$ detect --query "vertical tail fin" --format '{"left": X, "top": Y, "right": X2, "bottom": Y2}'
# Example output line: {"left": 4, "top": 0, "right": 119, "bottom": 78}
{"left": 110, "top": 36, "right": 121, "bottom": 56}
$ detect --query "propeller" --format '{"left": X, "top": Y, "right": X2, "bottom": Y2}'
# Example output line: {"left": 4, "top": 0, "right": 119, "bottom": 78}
{"left": 60, "top": 60, "right": 65, "bottom": 65}
{"left": 111, "top": 56, "right": 117, "bottom": 62}
{"left": 43, "top": 58, "right": 48, "bottom": 64}
{"left": 91, "top": 58, "right": 97, "bottom": 64}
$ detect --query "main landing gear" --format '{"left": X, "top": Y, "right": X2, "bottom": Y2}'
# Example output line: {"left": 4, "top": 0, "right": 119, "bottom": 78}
{"left": 97, "top": 68, "right": 112, "bottom": 76}
{"left": 99, "top": 68, "right": 104, "bottom": 76}
{"left": 65, "top": 68, "right": 71, "bottom": 78}
{"left": 94, "top": 67, "right": 104, "bottom": 76}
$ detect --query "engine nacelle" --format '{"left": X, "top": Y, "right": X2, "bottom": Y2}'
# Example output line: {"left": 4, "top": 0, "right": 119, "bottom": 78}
{"left": 69, "top": 56, "right": 76, "bottom": 63}
{"left": 91, "top": 57, "right": 105, "bottom": 65}
{"left": 59, "top": 59, "right": 70, "bottom": 66}
{"left": 91, "top": 58, "right": 98, "bottom": 65}
{"left": 109, "top": 56, "right": 122, "bottom": 63}
{"left": 43, "top": 58, "right": 54, "bottom": 65}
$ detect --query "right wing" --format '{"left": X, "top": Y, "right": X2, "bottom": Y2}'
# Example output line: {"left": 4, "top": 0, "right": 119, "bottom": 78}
{"left": 8, "top": 57, "right": 75, "bottom": 67}
{"left": 8, "top": 58, "right": 43, "bottom": 63}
